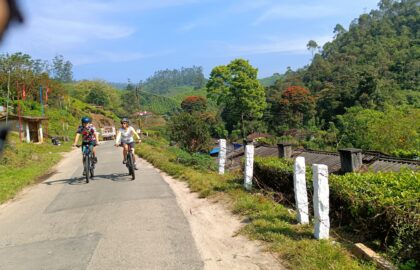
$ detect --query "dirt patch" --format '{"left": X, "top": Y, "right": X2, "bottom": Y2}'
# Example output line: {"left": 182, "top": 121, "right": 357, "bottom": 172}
{"left": 35, "top": 170, "right": 57, "bottom": 184}
{"left": 141, "top": 160, "right": 286, "bottom": 270}
{"left": 90, "top": 113, "right": 115, "bottom": 128}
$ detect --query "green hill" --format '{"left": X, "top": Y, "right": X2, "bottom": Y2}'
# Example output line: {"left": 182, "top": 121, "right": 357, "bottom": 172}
{"left": 301, "top": 0, "right": 419, "bottom": 123}
{"left": 138, "top": 91, "right": 179, "bottom": 114}
{"left": 259, "top": 73, "right": 283, "bottom": 87}
{"left": 142, "top": 66, "right": 206, "bottom": 95}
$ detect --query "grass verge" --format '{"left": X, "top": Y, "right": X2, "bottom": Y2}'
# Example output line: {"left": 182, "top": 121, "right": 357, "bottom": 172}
{"left": 0, "top": 132, "right": 71, "bottom": 204}
{"left": 137, "top": 138, "right": 375, "bottom": 270}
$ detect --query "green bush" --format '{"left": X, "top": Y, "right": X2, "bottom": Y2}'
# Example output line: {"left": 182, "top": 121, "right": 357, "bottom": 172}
{"left": 390, "top": 149, "right": 419, "bottom": 160}
{"left": 254, "top": 156, "right": 311, "bottom": 204}
{"left": 253, "top": 156, "right": 420, "bottom": 266}
{"left": 329, "top": 170, "right": 420, "bottom": 265}
{"left": 168, "top": 147, "right": 217, "bottom": 172}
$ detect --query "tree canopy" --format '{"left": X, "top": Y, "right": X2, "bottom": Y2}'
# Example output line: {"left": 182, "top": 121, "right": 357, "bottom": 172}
{"left": 206, "top": 58, "right": 267, "bottom": 142}
{"left": 142, "top": 66, "right": 206, "bottom": 95}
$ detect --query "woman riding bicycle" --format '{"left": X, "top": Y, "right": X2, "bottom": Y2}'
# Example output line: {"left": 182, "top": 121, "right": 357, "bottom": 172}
{"left": 72, "top": 117, "right": 99, "bottom": 174}
{"left": 115, "top": 118, "right": 141, "bottom": 170}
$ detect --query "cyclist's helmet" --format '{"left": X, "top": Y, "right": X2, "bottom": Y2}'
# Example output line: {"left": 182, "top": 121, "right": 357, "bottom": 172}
{"left": 120, "top": 117, "right": 129, "bottom": 124}
{"left": 81, "top": 116, "right": 91, "bottom": 124}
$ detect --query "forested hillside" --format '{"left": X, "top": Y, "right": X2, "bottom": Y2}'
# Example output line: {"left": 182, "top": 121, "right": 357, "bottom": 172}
{"left": 141, "top": 66, "right": 206, "bottom": 95}
{"left": 301, "top": 0, "right": 419, "bottom": 124}
{"left": 259, "top": 73, "right": 283, "bottom": 87}
{"left": 261, "top": 0, "right": 419, "bottom": 155}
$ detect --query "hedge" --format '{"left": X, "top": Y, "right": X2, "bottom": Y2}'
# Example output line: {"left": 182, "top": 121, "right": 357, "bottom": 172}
{"left": 253, "top": 156, "right": 419, "bottom": 266}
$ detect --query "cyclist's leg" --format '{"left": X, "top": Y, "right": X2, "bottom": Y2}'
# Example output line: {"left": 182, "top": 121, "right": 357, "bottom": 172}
{"left": 131, "top": 142, "right": 136, "bottom": 161}
{"left": 81, "top": 143, "right": 88, "bottom": 175}
{"left": 122, "top": 143, "right": 128, "bottom": 163}
{"left": 91, "top": 142, "right": 98, "bottom": 163}
{"left": 130, "top": 142, "right": 138, "bottom": 170}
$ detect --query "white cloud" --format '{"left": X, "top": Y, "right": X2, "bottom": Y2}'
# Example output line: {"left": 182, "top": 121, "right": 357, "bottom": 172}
{"left": 121, "top": 0, "right": 202, "bottom": 11}
{"left": 254, "top": 4, "right": 339, "bottom": 25}
{"left": 252, "top": 0, "right": 381, "bottom": 25}
{"left": 1, "top": 0, "right": 137, "bottom": 56}
{"left": 221, "top": 35, "right": 333, "bottom": 56}
{"left": 72, "top": 51, "right": 148, "bottom": 65}
{"left": 228, "top": 0, "right": 272, "bottom": 13}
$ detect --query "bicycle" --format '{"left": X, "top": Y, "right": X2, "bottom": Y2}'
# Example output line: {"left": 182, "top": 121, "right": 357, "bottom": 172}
{"left": 76, "top": 144, "right": 96, "bottom": 183}
{"left": 125, "top": 143, "right": 136, "bottom": 180}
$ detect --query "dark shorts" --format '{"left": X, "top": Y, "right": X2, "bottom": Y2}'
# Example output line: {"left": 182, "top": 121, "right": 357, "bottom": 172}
{"left": 82, "top": 141, "right": 97, "bottom": 147}
{"left": 120, "top": 141, "right": 135, "bottom": 148}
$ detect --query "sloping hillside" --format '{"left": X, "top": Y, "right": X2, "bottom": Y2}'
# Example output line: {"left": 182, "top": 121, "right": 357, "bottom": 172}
{"left": 138, "top": 91, "right": 179, "bottom": 114}
{"left": 259, "top": 73, "right": 283, "bottom": 87}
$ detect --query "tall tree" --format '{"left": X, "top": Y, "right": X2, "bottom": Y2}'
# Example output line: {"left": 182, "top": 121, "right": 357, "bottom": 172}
{"left": 306, "top": 40, "right": 319, "bottom": 57}
{"left": 279, "top": 86, "right": 315, "bottom": 128}
{"left": 207, "top": 58, "right": 267, "bottom": 143}
{"left": 52, "top": 55, "right": 73, "bottom": 83}
{"left": 168, "top": 112, "right": 212, "bottom": 152}
{"left": 181, "top": 96, "right": 207, "bottom": 113}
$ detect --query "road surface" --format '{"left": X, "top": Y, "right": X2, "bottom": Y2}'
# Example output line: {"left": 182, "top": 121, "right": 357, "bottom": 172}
{"left": 0, "top": 141, "right": 203, "bottom": 270}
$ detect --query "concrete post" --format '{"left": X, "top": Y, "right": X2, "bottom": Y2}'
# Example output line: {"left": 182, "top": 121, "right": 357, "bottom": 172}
{"left": 25, "top": 122, "right": 30, "bottom": 143}
{"left": 218, "top": 139, "right": 226, "bottom": 175}
{"left": 277, "top": 143, "right": 292, "bottom": 158}
{"left": 244, "top": 144, "right": 254, "bottom": 191}
{"left": 294, "top": 157, "right": 309, "bottom": 224}
{"left": 339, "top": 148, "right": 362, "bottom": 173}
{"left": 312, "top": 164, "right": 330, "bottom": 239}
{"left": 38, "top": 123, "right": 43, "bottom": 143}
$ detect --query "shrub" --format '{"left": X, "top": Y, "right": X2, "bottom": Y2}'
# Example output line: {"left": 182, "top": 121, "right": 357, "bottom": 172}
{"left": 167, "top": 112, "right": 212, "bottom": 152}
{"left": 390, "top": 149, "right": 419, "bottom": 160}
{"left": 253, "top": 156, "right": 420, "bottom": 265}
{"left": 329, "top": 170, "right": 420, "bottom": 265}
{"left": 168, "top": 147, "right": 217, "bottom": 172}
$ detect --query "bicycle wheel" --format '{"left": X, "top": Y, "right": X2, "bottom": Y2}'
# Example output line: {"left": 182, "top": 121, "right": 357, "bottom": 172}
{"left": 84, "top": 155, "right": 90, "bottom": 183}
{"left": 89, "top": 154, "right": 95, "bottom": 179}
{"left": 127, "top": 153, "right": 135, "bottom": 180}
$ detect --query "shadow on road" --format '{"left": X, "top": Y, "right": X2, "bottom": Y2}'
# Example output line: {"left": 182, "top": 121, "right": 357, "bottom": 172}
{"left": 43, "top": 173, "right": 133, "bottom": 185}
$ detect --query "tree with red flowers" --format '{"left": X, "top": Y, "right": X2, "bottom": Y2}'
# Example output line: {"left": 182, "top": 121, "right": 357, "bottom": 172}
{"left": 280, "top": 86, "right": 316, "bottom": 128}
{"left": 181, "top": 96, "right": 207, "bottom": 113}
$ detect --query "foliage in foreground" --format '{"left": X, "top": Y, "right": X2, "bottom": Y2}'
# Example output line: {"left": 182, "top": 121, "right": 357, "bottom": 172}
{"left": 253, "top": 156, "right": 420, "bottom": 267}
{"left": 0, "top": 133, "right": 71, "bottom": 204}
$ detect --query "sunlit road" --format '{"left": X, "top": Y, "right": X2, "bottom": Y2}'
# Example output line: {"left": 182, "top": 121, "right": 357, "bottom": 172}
{"left": 0, "top": 141, "right": 203, "bottom": 269}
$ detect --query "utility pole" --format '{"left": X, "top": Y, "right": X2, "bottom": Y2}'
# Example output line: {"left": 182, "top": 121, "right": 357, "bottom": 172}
{"left": 6, "top": 69, "right": 11, "bottom": 124}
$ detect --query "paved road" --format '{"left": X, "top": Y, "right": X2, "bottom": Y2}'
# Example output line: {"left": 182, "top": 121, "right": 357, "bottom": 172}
{"left": 0, "top": 141, "right": 203, "bottom": 270}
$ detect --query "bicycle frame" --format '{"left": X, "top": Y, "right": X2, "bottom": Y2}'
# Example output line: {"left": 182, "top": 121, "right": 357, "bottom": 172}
{"left": 77, "top": 143, "right": 95, "bottom": 183}
{"left": 82, "top": 144, "right": 93, "bottom": 157}
{"left": 125, "top": 143, "right": 135, "bottom": 180}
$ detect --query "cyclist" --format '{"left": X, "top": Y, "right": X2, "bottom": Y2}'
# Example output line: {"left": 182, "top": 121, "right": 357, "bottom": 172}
{"left": 72, "top": 117, "right": 99, "bottom": 174}
{"left": 114, "top": 118, "right": 140, "bottom": 170}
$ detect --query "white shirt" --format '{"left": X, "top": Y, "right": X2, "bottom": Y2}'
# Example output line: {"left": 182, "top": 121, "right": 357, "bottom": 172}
{"left": 115, "top": 126, "right": 140, "bottom": 144}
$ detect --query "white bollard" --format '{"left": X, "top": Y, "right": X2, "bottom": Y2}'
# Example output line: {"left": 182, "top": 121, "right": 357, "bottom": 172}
{"left": 312, "top": 164, "right": 330, "bottom": 239}
{"left": 244, "top": 144, "right": 254, "bottom": 191}
{"left": 294, "top": 157, "right": 309, "bottom": 224}
{"left": 218, "top": 139, "right": 227, "bottom": 174}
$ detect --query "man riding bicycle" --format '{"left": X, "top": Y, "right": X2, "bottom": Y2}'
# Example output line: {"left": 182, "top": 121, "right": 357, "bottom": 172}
{"left": 115, "top": 118, "right": 140, "bottom": 170}
{"left": 72, "top": 117, "right": 99, "bottom": 174}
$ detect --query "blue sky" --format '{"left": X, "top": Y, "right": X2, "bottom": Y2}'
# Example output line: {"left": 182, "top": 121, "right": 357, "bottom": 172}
{"left": 1, "top": 0, "right": 380, "bottom": 82}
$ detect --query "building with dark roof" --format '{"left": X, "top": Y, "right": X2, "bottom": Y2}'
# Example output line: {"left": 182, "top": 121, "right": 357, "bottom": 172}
{"left": 225, "top": 143, "right": 419, "bottom": 173}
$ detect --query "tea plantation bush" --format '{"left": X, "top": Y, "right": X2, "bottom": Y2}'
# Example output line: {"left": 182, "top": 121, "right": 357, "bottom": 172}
{"left": 253, "top": 156, "right": 419, "bottom": 266}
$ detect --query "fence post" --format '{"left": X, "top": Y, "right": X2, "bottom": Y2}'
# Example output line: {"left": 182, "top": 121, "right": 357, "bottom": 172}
{"left": 312, "top": 164, "right": 330, "bottom": 239}
{"left": 244, "top": 144, "right": 254, "bottom": 190}
{"left": 294, "top": 157, "right": 309, "bottom": 224}
{"left": 218, "top": 139, "right": 226, "bottom": 174}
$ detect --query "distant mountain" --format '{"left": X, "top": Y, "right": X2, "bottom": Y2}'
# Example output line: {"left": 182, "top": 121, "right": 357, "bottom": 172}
{"left": 142, "top": 66, "right": 206, "bottom": 95}
{"left": 108, "top": 82, "right": 127, "bottom": 90}
{"left": 259, "top": 73, "right": 283, "bottom": 87}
